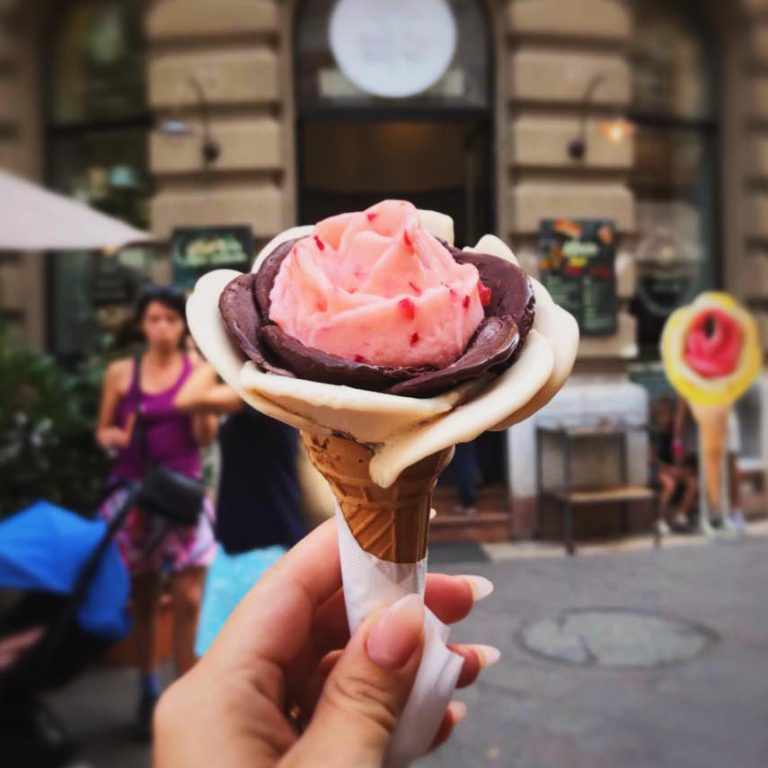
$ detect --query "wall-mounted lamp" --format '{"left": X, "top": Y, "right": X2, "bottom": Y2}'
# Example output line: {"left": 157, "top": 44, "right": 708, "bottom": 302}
{"left": 567, "top": 72, "right": 635, "bottom": 161}
{"left": 157, "top": 75, "right": 220, "bottom": 167}
{"left": 599, "top": 117, "right": 636, "bottom": 145}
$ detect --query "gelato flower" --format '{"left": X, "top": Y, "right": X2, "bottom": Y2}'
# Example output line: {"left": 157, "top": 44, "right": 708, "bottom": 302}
{"left": 188, "top": 202, "right": 579, "bottom": 487}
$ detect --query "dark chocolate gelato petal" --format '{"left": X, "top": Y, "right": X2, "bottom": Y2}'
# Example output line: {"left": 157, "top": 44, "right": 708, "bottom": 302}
{"left": 260, "top": 324, "right": 432, "bottom": 391}
{"left": 221, "top": 233, "right": 537, "bottom": 398}
{"left": 219, "top": 272, "right": 294, "bottom": 377}
{"left": 387, "top": 316, "right": 520, "bottom": 397}
{"left": 451, "top": 246, "right": 536, "bottom": 339}
{"left": 255, "top": 238, "right": 301, "bottom": 319}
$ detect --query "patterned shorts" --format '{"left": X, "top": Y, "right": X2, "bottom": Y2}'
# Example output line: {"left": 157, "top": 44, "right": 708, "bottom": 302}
{"left": 99, "top": 485, "right": 217, "bottom": 576}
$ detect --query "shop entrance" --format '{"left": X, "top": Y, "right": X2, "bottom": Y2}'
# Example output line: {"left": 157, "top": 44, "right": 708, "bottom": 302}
{"left": 294, "top": 0, "right": 507, "bottom": 517}
{"left": 298, "top": 116, "right": 492, "bottom": 248}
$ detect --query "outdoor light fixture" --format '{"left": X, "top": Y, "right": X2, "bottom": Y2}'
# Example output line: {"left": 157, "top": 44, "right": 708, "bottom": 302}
{"left": 599, "top": 117, "right": 636, "bottom": 145}
{"left": 157, "top": 75, "right": 220, "bottom": 167}
{"left": 567, "top": 72, "right": 634, "bottom": 161}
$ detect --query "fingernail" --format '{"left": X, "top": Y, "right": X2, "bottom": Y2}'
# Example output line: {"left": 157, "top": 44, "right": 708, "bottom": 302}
{"left": 461, "top": 575, "right": 494, "bottom": 602}
{"left": 366, "top": 594, "right": 424, "bottom": 671}
{"left": 473, "top": 644, "right": 501, "bottom": 667}
{"left": 448, "top": 700, "right": 467, "bottom": 723}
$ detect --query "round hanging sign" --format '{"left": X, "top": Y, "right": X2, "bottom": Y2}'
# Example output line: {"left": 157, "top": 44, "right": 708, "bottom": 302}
{"left": 329, "top": 0, "right": 457, "bottom": 98}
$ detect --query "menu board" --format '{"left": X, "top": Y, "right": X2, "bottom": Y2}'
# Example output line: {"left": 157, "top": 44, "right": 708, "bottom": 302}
{"left": 539, "top": 218, "right": 617, "bottom": 336}
{"left": 171, "top": 226, "right": 253, "bottom": 292}
{"left": 90, "top": 253, "right": 143, "bottom": 307}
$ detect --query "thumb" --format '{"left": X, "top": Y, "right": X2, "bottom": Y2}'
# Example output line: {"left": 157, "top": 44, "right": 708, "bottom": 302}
{"left": 284, "top": 593, "right": 424, "bottom": 768}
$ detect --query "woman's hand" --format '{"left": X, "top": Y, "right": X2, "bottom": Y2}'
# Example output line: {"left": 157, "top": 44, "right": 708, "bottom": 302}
{"left": 155, "top": 519, "right": 496, "bottom": 768}
{"left": 97, "top": 426, "right": 132, "bottom": 451}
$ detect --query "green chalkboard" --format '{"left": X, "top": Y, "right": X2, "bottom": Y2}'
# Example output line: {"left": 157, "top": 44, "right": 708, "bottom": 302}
{"left": 539, "top": 218, "right": 617, "bottom": 336}
{"left": 171, "top": 226, "right": 253, "bottom": 292}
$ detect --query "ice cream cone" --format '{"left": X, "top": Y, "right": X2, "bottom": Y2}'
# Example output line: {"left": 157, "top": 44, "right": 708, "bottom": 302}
{"left": 301, "top": 432, "right": 453, "bottom": 563}
{"left": 690, "top": 402, "right": 730, "bottom": 511}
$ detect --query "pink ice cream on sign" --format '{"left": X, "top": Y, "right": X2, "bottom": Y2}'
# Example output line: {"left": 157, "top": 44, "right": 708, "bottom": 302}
{"left": 268, "top": 200, "right": 487, "bottom": 369}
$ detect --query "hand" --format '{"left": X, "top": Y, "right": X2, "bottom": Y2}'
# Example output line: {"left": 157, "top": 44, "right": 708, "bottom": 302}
{"left": 97, "top": 425, "right": 131, "bottom": 451}
{"left": 155, "top": 520, "right": 497, "bottom": 768}
{"left": 672, "top": 437, "right": 686, "bottom": 464}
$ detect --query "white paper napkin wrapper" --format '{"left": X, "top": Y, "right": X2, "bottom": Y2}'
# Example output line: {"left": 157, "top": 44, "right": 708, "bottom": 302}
{"left": 335, "top": 504, "right": 463, "bottom": 767}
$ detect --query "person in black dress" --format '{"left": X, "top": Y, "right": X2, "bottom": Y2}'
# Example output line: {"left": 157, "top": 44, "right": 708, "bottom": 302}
{"left": 174, "top": 364, "right": 305, "bottom": 555}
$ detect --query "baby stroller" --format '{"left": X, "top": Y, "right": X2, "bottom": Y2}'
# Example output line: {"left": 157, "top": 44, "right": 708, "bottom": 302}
{"left": 0, "top": 493, "right": 137, "bottom": 768}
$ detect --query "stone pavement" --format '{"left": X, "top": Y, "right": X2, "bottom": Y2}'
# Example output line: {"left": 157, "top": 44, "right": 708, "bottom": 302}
{"left": 45, "top": 530, "right": 768, "bottom": 768}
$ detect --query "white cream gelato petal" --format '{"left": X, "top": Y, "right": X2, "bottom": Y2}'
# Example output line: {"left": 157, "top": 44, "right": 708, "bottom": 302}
{"left": 369, "top": 330, "right": 554, "bottom": 487}
{"left": 465, "top": 234, "right": 519, "bottom": 266}
{"left": 187, "top": 269, "right": 320, "bottom": 431}
{"left": 251, "top": 225, "right": 314, "bottom": 273}
{"left": 240, "top": 364, "right": 469, "bottom": 444}
{"left": 417, "top": 209, "right": 454, "bottom": 245}
{"left": 491, "top": 303, "right": 579, "bottom": 430}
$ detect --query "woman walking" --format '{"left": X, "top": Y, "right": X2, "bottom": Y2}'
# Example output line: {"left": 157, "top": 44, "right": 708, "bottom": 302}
{"left": 95, "top": 286, "right": 217, "bottom": 738}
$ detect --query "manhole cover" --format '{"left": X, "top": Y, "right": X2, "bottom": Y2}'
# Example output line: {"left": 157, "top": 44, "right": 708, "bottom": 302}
{"left": 518, "top": 609, "right": 717, "bottom": 668}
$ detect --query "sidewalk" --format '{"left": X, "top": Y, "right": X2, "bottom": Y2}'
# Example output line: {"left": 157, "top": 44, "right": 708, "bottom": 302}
{"left": 45, "top": 528, "right": 768, "bottom": 768}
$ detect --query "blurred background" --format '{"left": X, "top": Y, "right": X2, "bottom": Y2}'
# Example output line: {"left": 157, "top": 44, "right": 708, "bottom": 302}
{"left": 0, "top": 1, "right": 767, "bottom": 767}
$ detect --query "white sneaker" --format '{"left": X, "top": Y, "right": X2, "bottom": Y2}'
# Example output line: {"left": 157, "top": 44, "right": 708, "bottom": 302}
{"left": 731, "top": 511, "right": 748, "bottom": 534}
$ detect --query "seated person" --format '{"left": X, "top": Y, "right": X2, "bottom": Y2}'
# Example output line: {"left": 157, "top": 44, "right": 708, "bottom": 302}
{"left": 650, "top": 396, "right": 697, "bottom": 533}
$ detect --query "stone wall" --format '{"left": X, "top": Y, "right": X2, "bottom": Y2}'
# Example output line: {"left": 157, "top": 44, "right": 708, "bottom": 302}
{"left": 146, "top": 0, "right": 293, "bottom": 248}
{"left": 502, "top": 0, "right": 639, "bottom": 534}
{"left": 742, "top": 0, "right": 768, "bottom": 351}
{"left": 0, "top": 3, "right": 44, "bottom": 348}
{"left": 505, "top": 0, "right": 637, "bottom": 362}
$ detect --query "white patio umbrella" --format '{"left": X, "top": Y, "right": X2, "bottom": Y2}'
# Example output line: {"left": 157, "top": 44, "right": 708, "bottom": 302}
{"left": 0, "top": 169, "right": 153, "bottom": 251}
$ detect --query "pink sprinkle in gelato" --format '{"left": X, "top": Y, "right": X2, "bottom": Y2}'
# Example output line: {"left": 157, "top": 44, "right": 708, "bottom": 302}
{"left": 268, "top": 200, "right": 485, "bottom": 368}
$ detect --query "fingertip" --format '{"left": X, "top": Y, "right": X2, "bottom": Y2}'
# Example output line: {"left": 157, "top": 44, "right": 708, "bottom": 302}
{"left": 451, "top": 645, "right": 481, "bottom": 688}
{"left": 460, "top": 575, "right": 494, "bottom": 602}
{"left": 473, "top": 644, "right": 501, "bottom": 667}
{"left": 449, "top": 700, "right": 467, "bottom": 723}
{"left": 428, "top": 701, "right": 467, "bottom": 752}
{"left": 424, "top": 574, "right": 475, "bottom": 624}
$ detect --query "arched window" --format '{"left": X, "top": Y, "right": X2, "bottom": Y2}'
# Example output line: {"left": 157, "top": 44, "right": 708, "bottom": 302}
{"left": 629, "top": 0, "right": 718, "bottom": 358}
{"left": 294, "top": 0, "right": 494, "bottom": 246}
{"left": 45, "top": 0, "right": 151, "bottom": 358}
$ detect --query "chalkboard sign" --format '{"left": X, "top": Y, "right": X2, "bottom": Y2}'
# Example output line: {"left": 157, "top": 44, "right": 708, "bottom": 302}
{"left": 539, "top": 219, "right": 617, "bottom": 336}
{"left": 171, "top": 226, "right": 253, "bottom": 291}
{"left": 90, "top": 253, "right": 143, "bottom": 307}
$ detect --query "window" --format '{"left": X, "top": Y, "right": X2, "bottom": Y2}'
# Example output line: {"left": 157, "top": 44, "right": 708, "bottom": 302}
{"left": 295, "top": 0, "right": 490, "bottom": 113}
{"left": 628, "top": 0, "right": 718, "bottom": 357}
{"left": 46, "top": 0, "right": 152, "bottom": 359}
{"left": 294, "top": 0, "right": 494, "bottom": 244}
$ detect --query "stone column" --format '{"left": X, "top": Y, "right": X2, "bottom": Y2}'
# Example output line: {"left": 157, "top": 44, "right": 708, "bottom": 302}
{"left": 739, "top": 0, "right": 768, "bottom": 476}
{"left": 0, "top": 2, "right": 45, "bottom": 349}
{"left": 146, "top": 0, "right": 293, "bottom": 248}
{"left": 503, "top": 0, "right": 641, "bottom": 535}
{"left": 742, "top": 1, "right": 768, "bottom": 347}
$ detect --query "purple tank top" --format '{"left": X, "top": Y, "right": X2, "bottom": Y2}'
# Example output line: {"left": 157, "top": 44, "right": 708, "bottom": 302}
{"left": 110, "top": 355, "right": 201, "bottom": 481}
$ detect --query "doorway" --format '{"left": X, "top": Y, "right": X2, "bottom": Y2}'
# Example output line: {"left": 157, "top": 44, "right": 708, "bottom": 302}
{"left": 298, "top": 116, "right": 492, "bottom": 247}
{"left": 294, "top": 0, "right": 507, "bottom": 513}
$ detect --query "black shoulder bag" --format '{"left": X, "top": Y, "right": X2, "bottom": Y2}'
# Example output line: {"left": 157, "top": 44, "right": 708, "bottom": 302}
{"left": 131, "top": 356, "right": 206, "bottom": 528}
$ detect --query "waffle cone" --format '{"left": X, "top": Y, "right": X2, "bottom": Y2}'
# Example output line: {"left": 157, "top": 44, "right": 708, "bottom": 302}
{"left": 690, "top": 402, "right": 730, "bottom": 509}
{"left": 301, "top": 432, "right": 452, "bottom": 563}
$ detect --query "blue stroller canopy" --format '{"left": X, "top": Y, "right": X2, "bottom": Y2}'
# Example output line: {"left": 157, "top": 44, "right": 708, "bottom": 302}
{"left": 0, "top": 500, "right": 130, "bottom": 639}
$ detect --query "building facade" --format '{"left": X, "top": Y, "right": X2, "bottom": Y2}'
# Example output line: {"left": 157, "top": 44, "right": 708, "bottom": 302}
{"left": 1, "top": 0, "right": 767, "bottom": 535}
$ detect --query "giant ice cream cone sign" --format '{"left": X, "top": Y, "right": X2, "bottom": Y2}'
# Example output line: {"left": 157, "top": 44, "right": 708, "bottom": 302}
{"left": 661, "top": 292, "right": 761, "bottom": 521}
{"left": 187, "top": 200, "right": 579, "bottom": 764}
